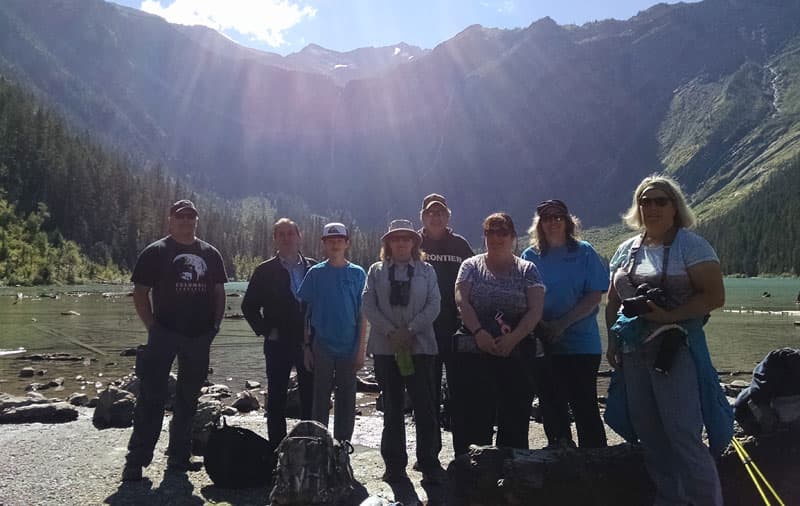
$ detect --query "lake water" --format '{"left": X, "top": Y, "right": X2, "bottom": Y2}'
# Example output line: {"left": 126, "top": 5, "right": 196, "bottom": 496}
{"left": 0, "top": 278, "right": 798, "bottom": 397}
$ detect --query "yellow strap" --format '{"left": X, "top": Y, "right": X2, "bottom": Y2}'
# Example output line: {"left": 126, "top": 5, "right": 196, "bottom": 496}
{"left": 732, "top": 438, "right": 785, "bottom": 506}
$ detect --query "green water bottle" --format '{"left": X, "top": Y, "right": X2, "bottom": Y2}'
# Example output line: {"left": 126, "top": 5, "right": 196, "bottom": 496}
{"left": 395, "top": 345, "right": 415, "bottom": 377}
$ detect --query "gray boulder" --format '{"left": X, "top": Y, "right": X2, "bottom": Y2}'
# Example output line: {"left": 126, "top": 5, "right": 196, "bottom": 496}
{"left": 118, "top": 373, "right": 177, "bottom": 409}
{"left": 0, "top": 402, "right": 78, "bottom": 424}
{"left": 92, "top": 385, "right": 136, "bottom": 429}
{"left": 187, "top": 397, "right": 223, "bottom": 456}
{"left": 0, "top": 393, "right": 52, "bottom": 410}
{"left": 245, "top": 380, "right": 261, "bottom": 390}
{"left": 19, "top": 367, "right": 35, "bottom": 378}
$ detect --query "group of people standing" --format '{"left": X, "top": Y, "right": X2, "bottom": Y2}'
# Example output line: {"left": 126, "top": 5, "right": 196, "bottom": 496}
{"left": 121, "top": 175, "right": 731, "bottom": 506}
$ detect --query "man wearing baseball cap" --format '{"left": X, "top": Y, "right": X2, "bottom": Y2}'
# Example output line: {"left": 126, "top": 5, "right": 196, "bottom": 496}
{"left": 122, "top": 199, "right": 227, "bottom": 481}
{"left": 297, "top": 222, "right": 367, "bottom": 442}
{"left": 418, "top": 194, "right": 474, "bottom": 451}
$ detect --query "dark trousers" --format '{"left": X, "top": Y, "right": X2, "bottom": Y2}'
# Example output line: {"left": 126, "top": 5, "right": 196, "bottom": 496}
{"left": 535, "top": 353, "right": 607, "bottom": 448}
{"left": 374, "top": 354, "right": 442, "bottom": 473}
{"left": 446, "top": 350, "right": 535, "bottom": 456}
{"left": 126, "top": 324, "right": 214, "bottom": 467}
{"left": 264, "top": 338, "right": 313, "bottom": 443}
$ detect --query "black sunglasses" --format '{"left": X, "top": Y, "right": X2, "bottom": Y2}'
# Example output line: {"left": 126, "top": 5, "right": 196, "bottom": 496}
{"left": 638, "top": 196, "right": 671, "bottom": 207}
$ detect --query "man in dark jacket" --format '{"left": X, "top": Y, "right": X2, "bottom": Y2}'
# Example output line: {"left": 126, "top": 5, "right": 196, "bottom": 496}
{"left": 419, "top": 194, "right": 474, "bottom": 447}
{"left": 242, "top": 218, "right": 316, "bottom": 443}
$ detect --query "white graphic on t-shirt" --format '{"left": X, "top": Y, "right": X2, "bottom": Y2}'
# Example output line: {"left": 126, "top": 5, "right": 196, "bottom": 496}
{"left": 173, "top": 254, "right": 209, "bottom": 295}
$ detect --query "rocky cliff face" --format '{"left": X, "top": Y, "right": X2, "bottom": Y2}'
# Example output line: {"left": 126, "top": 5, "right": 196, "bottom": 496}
{"left": 1, "top": 0, "right": 799, "bottom": 233}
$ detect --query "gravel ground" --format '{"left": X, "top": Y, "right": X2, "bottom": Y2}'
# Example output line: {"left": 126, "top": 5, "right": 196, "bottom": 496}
{"left": 0, "top": 406, "right": 623, "bottom": 506}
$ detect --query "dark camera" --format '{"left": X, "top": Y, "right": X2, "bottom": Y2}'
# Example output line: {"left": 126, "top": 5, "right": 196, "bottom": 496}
{"left": 389, "top": 279, "right": 411, "bottom": 306}
{"left": 621, "top": 283, "right": 670, "bottom": 318}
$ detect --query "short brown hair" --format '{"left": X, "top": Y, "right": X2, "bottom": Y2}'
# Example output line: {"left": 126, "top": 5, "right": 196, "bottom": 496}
{"left": 273, "top": 218, "right": 300, "bottom": 237}
{"left": 483, "top": 212, "right": 516, "bottom": 236}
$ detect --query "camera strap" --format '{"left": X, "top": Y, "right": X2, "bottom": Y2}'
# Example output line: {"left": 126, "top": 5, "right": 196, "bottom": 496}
{"left": 625, "top": 234, "right": 671, "bottom": 291}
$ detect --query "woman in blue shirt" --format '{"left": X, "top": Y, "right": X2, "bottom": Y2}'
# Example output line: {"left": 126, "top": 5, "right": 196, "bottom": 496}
{"left": 521, "top": 200, "right": 608, "bottom": 448}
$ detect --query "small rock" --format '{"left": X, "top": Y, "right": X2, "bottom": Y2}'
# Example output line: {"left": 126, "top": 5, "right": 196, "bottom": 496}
{"left": 356, "top": 376, "right": 380, "bottom": 393}
{"left": 204, "top": 384, "right": 232, "bottom": 398}
{"left": 92, "top": 385, "right": 136, "bottom": 429}
{"left": 75, "top": 375, "right": 85, "bottom": 382}
{"left": 245, "top": 380, "right": 261, "bottom": 390}
{"left": 120, "top": 348, "right": 138, "bottom": 357}
{"left": 207, "top": 367, "right": 214, "bottom": 375}
{"left": 60, "top": 310, "right": 80, "bottom": 316}
{"left": 26, "top": 391, "right": 46, "bottom": 401}
{"left": 25, "top": 382, "right": 48, "bottom": 392}
{"left": 730, "top": 380, "right": 750, "bottom": 388}
{"left": 48, "top": 377, "right": 65, "bottom": 388}
{"left": 19, "top": 367, "right": 35, "bottom": 378}
{"left": 36, "top": 369, "right": 47, "bottom": 376}
{"left": 232, "top": 390, "right": 260, "bottom": 413}
{"left": 222, "top": 406, "right": 238, "bottom": 416}
{"left": 67, "top": 393, "right": 89, "bottom": 406}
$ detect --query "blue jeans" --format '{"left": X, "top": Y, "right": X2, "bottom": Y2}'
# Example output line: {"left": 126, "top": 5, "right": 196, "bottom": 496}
{"left": 623, "top": 347, "right": 722, "bottom": 506}
{"left": 126, "top": 323, "right": 215, "bottom": 467}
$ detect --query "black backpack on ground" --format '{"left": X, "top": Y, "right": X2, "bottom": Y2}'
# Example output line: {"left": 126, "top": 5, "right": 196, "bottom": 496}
{"left": 204, "top": 418, "right": 276, "bottom": 489}
{"left": 270, "top": 420, "right": 367, "bottom": 505}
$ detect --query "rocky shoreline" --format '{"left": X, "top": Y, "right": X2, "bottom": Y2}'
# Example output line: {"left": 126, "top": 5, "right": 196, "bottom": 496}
{"left": 2, "top": 350, "right": 798, "bottom": 505}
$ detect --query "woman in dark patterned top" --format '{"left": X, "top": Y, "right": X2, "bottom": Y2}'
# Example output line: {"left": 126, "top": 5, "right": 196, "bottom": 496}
{"left": 454, "top": 213, "right": 545, "bottom": 451}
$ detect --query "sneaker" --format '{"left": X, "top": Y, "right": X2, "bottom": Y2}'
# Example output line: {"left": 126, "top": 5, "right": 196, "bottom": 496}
{"left": 121, "top": 464, "right": 143, "bottom": 482}
{"left": 381, "top": 468, "right": 409, "bottom": 483}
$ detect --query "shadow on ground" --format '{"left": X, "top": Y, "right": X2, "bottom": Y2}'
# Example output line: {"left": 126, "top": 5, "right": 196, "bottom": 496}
{"left": 104, "top": 472, "right": 205, "bottom": 505}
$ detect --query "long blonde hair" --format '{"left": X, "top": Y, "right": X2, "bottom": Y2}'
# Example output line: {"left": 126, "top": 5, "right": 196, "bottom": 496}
{"left": 622, "top": 174, "right": 696, "bottom": 230}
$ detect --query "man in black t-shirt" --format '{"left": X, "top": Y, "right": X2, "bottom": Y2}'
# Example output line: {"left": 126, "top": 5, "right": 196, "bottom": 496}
{"left": 122, "top": 199, "right": 227, "bottom": 482}
{"left": 418, "top": 194, "right": 474, "bottom": 452}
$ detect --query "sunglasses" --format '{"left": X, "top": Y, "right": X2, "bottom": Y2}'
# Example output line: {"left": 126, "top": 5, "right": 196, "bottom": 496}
{"left": 485, "top": 229, "right": 512, "bottom": 237}
{"left": 638, "top": 196, "right": 671, "bottom": 208}
{"left": 424, "top": 209, "right": 447, "bottom": 217}
{"left": 172, "top": 212, "right": 197, "bottom": 220}
{"left": 540, "top": 214, "right": 565, "bottom": 223}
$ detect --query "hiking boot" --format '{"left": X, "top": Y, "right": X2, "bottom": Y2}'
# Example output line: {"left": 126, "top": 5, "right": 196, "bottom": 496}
{"left": 166, "top": 456, "right": 203, "bottom": 473}
{"left": 121, "top": 464, "right": 143, "bottom": 482}
{"left": 381, "top": 468, "right": 409, "bottom": 483}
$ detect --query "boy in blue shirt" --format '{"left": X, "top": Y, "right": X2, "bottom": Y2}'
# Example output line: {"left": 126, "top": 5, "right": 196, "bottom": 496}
{"left": 298, "top": 223, "right": 367, "bottom": 442}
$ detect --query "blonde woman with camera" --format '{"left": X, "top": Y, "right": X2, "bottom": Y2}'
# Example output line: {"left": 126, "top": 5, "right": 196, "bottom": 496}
{"left": 362, "top": 219, "right": 445, "bottom": 485}
{"left": 605, "top": 175, "right": 732, "bottom": 506}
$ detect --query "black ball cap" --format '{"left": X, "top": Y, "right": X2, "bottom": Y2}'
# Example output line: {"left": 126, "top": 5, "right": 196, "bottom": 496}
{"left": 170, "top": 199, "right": 198, "bottom": 216}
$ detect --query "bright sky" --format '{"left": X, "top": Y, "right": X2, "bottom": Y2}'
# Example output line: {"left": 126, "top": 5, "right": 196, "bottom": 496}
{"left": 108, "top": 0, "right": 692, "bottom": 55}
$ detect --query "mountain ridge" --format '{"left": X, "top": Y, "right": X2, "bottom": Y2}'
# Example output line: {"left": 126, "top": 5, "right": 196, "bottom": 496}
{"left": 0, "top": 0, "right": 798, "bottom": 252}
